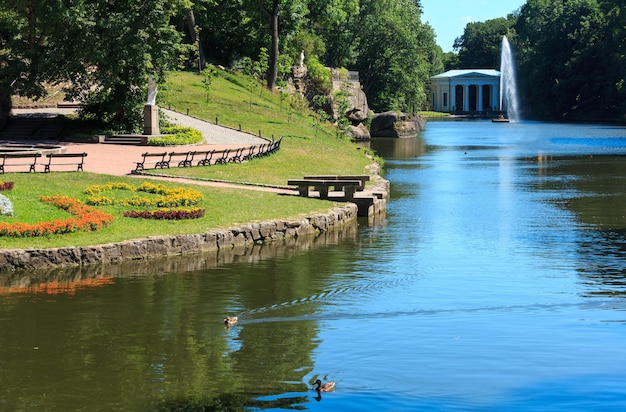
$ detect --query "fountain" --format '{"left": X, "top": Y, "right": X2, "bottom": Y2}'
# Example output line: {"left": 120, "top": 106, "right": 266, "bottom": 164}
{"left": 499, "top": 35, "right": 521, "bottom": 122}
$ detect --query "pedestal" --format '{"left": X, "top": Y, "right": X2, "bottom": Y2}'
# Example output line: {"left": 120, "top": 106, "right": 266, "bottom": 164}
{"left": 143, "top": 104, "right": 160, "bottom": 135}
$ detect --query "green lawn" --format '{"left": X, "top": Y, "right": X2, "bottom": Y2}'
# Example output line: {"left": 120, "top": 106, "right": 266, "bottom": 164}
{"left": 1, "top": 69, "right": 378, "bottom": 249}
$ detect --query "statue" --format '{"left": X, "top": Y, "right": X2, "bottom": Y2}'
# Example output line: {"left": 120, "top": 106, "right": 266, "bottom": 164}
{"left": 146, "top": 76, "right": 157, "bottom": 106}
{"left": 299, "top": 50, "right": 305, "bottom": 67}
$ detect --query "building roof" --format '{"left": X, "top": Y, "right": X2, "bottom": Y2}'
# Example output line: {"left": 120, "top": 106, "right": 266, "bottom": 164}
{"left": 431, "top": 69, "right": 500, "bottom": 79}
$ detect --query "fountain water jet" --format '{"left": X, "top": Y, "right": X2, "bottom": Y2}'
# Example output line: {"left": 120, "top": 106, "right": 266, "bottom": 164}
{"left": 500, "top": 36, "right": 521, "bottom": 122}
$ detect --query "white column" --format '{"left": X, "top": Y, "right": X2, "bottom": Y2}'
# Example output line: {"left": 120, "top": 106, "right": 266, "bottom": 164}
{"left": 478, "top": 84, "right": 483, "bottom": 112}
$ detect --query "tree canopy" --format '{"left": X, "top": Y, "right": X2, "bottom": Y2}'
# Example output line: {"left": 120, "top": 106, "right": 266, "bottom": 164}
{"left": 1, "top": 0, "right": 625, "bottom": 126}
{"left": 453, "top": 0, "right": 625, "bottom": 121}
{"left": 0, "top": 0, "right": 441, "bottom": 124}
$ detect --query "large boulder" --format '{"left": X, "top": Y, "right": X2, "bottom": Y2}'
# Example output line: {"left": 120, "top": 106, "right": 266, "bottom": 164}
{"left": 348, "top": 123, "right": 371, "bottom": 140}
{"left": 370, "top": 111, "right": 426, "bottom": 138}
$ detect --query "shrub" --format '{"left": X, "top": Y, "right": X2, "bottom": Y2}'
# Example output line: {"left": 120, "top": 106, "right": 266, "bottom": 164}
{"left": 147, "top": 126, "right": 203, "bottom": 146}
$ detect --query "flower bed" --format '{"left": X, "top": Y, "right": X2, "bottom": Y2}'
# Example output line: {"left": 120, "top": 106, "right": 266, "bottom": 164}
{"left": 0, "top": 195, "right": 114, "bottom": 237}
{"left": 84, "top": 181, "right": 205, "bottom": 220}
{"left": 123, "top": 208, "right": 205, "bottom": 220}
{"left": 0, "top": 182, "right": 14, "bottom": 191}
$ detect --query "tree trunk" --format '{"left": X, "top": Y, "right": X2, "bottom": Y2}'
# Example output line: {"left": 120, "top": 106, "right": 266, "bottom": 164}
{"left": 267, "top": 1, "right": 279, "bottom": 90}
{"left": 187, "top": 10, "right": 206, "bottom": 71}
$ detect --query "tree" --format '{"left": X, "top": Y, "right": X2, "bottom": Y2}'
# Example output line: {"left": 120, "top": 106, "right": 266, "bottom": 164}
{"left": 354, "top": 0, "right": 434, "bottom": 112}
{"left": 515, "top": 0, "right": 607, "bottom": 119}
{"left": 453, "top": 16, "right": 516, "bottom": 69}
{"left": 308, "top": 0, "right": 360, "bottom": 68}
{"left": 0, "top": 0, "right": 190, "bottom": 131}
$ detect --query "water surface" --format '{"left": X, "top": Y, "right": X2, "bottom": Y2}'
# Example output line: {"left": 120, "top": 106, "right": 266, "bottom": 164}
{"left": 2, "top": 120, "right": 626, "bottom": 411}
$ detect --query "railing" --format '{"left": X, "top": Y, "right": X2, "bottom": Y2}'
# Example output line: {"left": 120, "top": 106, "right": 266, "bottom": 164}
{"left": 331, "top": 70, "right": 360, "bottom": 83}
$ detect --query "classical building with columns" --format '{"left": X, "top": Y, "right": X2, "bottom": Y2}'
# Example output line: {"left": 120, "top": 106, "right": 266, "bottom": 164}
{"left": 430, "top": 69, "right": 501, "bottom": 113}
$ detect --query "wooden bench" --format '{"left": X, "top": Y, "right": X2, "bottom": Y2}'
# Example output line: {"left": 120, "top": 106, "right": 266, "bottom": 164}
{"left": 303, "top": 175, "right": 370, "bottom": 190}
{"left": 0, "top": 152, "right": 42, "bottom": 173}
{"left": 44, "top": 152, "right": 87, "bottom": 172}
{"left": 134, "top": 152, "right": 169, "bottom": 172}
{"left": 287, "top": 179, "right": 363, "bottom": 200}
{"left": 168, "top": 151, "right": 194, "bottom": 167}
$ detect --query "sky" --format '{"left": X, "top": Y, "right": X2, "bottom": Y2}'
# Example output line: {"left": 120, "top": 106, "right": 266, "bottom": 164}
{"left": 420, "top": 0, "right": 527, "bottom": 52}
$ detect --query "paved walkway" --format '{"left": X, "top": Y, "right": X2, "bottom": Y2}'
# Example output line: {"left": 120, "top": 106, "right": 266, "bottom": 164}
{"left": 8, "top": 107, "right": 294, "bottom": 194}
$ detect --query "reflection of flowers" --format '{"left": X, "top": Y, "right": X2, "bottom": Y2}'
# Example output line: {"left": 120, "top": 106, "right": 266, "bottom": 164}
{"left": 0, "top": 277, "right": 114, "bottom": 296}
{"left": 0, "top": 195, "right": 114, "bottom": 237}
{"left": 85, "top": 181, "right": 205, "bottom": 220}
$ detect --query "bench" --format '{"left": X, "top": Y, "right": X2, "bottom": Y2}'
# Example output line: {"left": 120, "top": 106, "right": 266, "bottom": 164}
{"left": 167, "top": 151, "right": 194, "bottom": 167}
{"left": 229, "top": 147, "right": 246, "bottom": 163}
{"left": 44, "top": 152, "right": 87, "bottom": 172}
{"left": 134, "top": 152, "right": 169, "bottom": 172}
{"left": 0, "top": 152, "right": 42, "bottom": 173}
{"left": 214, "top": 149, "right": 231, "bottom": 164}
{"left": 303, "top": 175, "right": 370, "bottom": 190}
{"left": 287, "top": 179, "right": 363, "bottom": 200}
{"left": 193, "top": 150, "right": 215, "bottom": 166}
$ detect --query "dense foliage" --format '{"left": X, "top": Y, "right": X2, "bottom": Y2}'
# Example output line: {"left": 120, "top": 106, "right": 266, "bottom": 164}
{"left": 0, "top": 0, "right": 190, "bottom": 131}
{"left": 0, "top": 0, "right": 439, "bottom": 121}
{"left": 1, "top": 0, "right": 624, "bottom": 123}
{"left": 452, "top": 0, "right": 626, "bottom": 121}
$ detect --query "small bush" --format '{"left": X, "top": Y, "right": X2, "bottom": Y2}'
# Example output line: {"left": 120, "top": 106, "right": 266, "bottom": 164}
{"left": 148, "top": 126, "right": 203, "bottom": 146}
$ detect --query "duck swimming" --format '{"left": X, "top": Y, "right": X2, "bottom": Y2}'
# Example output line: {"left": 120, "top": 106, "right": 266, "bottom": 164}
{"left": 224, "top": 316, "right": 238, "bottom": 327}
{"left": 313, "top": 379, "right": 335, "bottom": 392}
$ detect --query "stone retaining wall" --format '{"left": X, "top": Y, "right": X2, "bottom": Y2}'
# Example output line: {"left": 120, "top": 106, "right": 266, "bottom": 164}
{"left": 0, "top": 203, "right": 358, "bottom": 273}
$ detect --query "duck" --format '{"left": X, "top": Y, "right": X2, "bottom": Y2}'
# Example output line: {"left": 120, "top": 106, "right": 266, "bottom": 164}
{"left": 313, "top": 379, "right": 335, "bottom": 392}
{"left": 224, "top": 316, "right": 238, "bottom": 327}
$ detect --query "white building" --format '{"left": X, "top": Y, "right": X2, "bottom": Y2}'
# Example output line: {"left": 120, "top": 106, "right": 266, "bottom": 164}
{"left": 430, "top": 69, "right": 501, "bottom": 113}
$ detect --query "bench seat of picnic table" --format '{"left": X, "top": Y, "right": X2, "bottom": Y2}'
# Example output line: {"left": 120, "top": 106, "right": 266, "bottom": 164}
{"left": 287, "top": 179, "right": 363, "bottom": 200}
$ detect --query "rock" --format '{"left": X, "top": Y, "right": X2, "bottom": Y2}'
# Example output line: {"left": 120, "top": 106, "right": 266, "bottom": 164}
{"left": 346, "top": 108, "right": 368, "bottom": 124}
{"left": 349, "top": 124, "right": 371, "bottom": 140}
{"left": 370, "top": 111, "right": 426, "bottom": 138}
{"left": 346, "top": 87, "right": 369, "bottom": 120}
{"left": 0, "top": 194, "right": 14, "bottom": 216}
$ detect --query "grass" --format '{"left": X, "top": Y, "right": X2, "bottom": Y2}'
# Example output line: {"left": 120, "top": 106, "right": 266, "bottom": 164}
{"left": 418, "top": 111, "right": 452, "bottom": 118}
{"left": 1, "top": 69, "right": 377, "bottom": 249}
{"left": 154, "top": 71, "right": 375, "bottom": 186}
{"left": 0, "top": 173, "right": 337, "bottom": 249}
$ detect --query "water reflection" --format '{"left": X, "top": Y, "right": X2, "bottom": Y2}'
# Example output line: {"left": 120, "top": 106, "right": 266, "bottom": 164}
{"left": 4, "top": 120, "right": 626, "bottom": 410}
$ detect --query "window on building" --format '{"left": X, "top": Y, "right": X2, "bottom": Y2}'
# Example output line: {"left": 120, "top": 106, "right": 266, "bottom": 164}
{"left": 443, "top": 92, "right": 448, "bottom": 107}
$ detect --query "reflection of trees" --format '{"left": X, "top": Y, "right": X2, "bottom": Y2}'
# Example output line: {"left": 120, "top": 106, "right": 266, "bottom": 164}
{"left": 527, "top": 155, "right": 626, "bottom": 298}
{"left": 0, "top": 222, "right": 361, "bottom": 410}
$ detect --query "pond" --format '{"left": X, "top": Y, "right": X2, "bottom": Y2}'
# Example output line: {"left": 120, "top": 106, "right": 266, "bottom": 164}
{"left": 2, "top": 120, "right": 626, "bottom": 411}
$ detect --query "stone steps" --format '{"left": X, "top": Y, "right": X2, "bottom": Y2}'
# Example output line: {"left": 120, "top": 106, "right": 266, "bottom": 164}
{"left": 103, "top": 135, "right": 148, "bottom": 145}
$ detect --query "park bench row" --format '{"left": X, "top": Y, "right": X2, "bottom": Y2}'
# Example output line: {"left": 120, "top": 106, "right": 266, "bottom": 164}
{"left": 0, "top": 152, "right": 87, "bottom": 174}
{"left": 287, "top": 175, "right": 370, "bottom": 201}
{"left": 133, "top": 138, "right": 282, "bottom": 172}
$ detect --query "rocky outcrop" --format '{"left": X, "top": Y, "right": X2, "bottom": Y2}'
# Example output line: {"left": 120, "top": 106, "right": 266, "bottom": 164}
{"left": 0, "top": 203, "right": 358, "bottom": 272}
{"left": 343, "top": 87, "right": 371, "bottom": 141}
{"left": 370, "top": 111, "right": 426, "bottom": 138}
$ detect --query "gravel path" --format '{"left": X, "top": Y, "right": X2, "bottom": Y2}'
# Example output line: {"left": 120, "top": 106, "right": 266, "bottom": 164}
{"left": 160, "top": 108, "right": 268, "bottom": 145}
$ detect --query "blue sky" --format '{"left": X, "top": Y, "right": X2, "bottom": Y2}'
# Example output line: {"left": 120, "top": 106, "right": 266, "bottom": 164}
{"left": 420, "top": 0, "right": 526, "bottom": 52}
